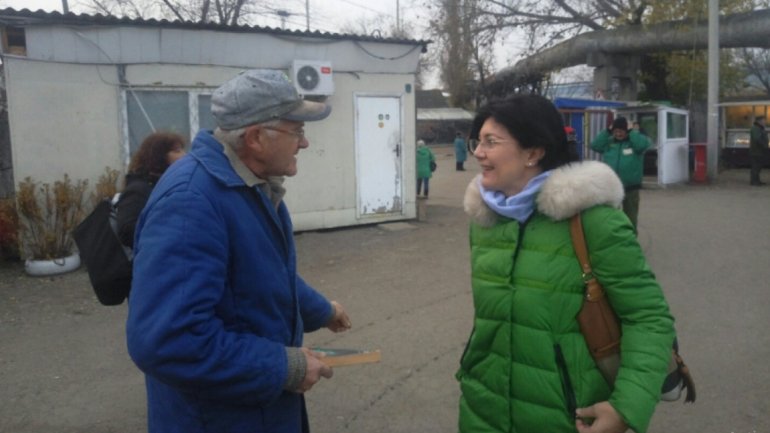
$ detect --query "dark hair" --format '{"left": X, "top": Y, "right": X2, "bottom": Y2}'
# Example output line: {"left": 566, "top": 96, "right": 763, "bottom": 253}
{"left": 127, "top": 132, "right": 186, "bottom": 184}
{"left": 470, "top": 94, "right": 578, "bottom": 170}
{"left": 612, "top": 117, "right": 628, "bottom": 132}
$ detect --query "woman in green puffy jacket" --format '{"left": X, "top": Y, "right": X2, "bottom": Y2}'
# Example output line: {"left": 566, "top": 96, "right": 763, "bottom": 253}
{"left": 416, "top": 139, "right": 436, "bottom": 197}
{"left": 458, "top": 95, "right": 675, "bottom": 433}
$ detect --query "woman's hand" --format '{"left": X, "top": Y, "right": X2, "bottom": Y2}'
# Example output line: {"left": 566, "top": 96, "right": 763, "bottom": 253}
{"left": 575, "top": 401, "right": 628, "bottom": 433}
{"left": 326, "top": 300, "right": 352, "bottom": 332}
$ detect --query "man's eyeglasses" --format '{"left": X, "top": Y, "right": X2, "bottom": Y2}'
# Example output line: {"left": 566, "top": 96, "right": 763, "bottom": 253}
{"left": 468, "top": 137, "right": 510, "bottom": 153}
{"left": 262, "top": 126, "right": 306, "bottom": 141}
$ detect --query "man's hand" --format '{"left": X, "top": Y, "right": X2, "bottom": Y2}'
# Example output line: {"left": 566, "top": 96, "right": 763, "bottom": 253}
{"left": 327, "top": 300, "right": 352, "bottom": 333}
{"left": 575, "top": 401, "right": 628, "bottom": 433}
{"left": 297, "top": 347, "right": 333, "bottom": 393}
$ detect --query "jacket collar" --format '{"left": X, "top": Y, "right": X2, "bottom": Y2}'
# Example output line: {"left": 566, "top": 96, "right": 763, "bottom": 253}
{"left": 189, "top": 130, "right": 247, "bottom": 188}
{"left": 464, "top": 160, "right": 624, "bottom": 227}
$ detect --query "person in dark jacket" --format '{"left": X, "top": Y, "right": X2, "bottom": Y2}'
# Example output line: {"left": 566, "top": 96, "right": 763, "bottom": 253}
{"left": 125, "top": 69, "right": 352, "bottom": 433}
{"left": 459, "top": 95, "right": 674, "bottom": 433}
{"left": 749, "top": 115, "right": 768, "bottom": 186}
{"left": 115, "top": 132, "right": 186, "bottom": 248}
{"left": 590, "top": 117, "right": 650, "bottom": 229}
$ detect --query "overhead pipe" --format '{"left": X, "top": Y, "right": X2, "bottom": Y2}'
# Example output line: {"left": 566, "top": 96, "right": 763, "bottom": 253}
{"left": 492, "top": 9, "right": 770, "bottom": 87}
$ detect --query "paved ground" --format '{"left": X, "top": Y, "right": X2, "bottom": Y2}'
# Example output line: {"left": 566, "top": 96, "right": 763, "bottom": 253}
{"left": 1, "top": 145, "right": 769, "bottom": 433}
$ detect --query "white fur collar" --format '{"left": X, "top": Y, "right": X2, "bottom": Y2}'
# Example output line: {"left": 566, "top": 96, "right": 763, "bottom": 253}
{"left": 463, "top": 160, "right": 624, "bottom": 227}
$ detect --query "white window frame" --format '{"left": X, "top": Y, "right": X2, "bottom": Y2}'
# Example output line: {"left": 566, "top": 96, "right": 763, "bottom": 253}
{"left": 120, "top": 87, "right": 214, "bottom": 167}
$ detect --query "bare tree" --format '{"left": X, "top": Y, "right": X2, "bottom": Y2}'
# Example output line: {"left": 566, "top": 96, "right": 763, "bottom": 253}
{"left": 161, "top": 0, "right": 248, "bottom": 25}
{"left": 89, "top": 0, "right": 151, "bottom": 18}
{"left": 427, "top": 0, "right": 498, "bottom": 108}
{"left": 430, "top": 0, "right": 768, "bottom": 103}
{"left": 739, "top": 48, "right": 770, "bottom": 96}
{"left": 85, "top": 0, "right": 269, "bottom": 24}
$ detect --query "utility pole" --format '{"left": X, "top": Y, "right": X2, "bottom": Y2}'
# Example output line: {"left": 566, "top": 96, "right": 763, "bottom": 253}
{"left": 62, "top": 0, "right": 69, "bottom": 13}
{"left": 306, "top": 0, "right": 310, "bottom": 31}
{"left": 396, "top": 0, "right": 400, "bottom": 33}
{"left": 276, "top": 10, "right": 290, "bottom": 29}
{"left": 707, "top": 0, "right": 719, "bottom": 180}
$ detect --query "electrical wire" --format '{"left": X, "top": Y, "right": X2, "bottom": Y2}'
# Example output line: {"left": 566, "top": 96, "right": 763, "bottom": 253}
{"left": 353, "top": 40, "right": 422, "bottom": 60}
{"left": 71, "top": 29, "right": 156, "bottom": 134}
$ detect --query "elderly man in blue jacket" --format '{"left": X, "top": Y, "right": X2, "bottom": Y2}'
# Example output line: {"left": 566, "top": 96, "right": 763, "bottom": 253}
{"left": 126, "top": 69, "right": 352, "bottom": 433}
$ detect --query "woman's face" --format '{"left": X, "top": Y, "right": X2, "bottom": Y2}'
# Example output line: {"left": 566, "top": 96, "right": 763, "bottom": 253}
{"left": 166, "top": 144, "right": 186, "bottom": 165}
{"left": 473, "top": 118, "right": 543, "bottom": 197}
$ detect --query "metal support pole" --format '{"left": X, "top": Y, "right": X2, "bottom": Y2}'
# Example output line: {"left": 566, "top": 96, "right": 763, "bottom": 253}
{"left": 276, "top": 10, "right": 289, "bottom": 29}
{"left": 306, "top": 0, "right": 310, "bottom": 31}
{"left": 396, "top": 0, "right": 400, "bottom": 33}
{"left": 707, "top": 0, "right": 719, "bottom": 180}
{"left": 62, "top": 0, "right": 69, "bottom": 13}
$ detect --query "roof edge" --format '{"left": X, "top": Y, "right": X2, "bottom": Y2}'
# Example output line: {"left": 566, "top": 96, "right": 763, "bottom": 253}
{"left": 0, "top": 7, "right": 431, "bottom": 47}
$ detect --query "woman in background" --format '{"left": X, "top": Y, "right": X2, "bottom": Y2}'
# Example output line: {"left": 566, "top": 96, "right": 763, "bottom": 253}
{"left": 116, "top": 132, "right": 186, "bottom": 248}
{"left": 416, "top": 139, "right": 436, "bottom": 198}
{"left": 457, "top": 95, "right": 674, "bottom": 433}
{"left": 454, "top": 132, "right": 468, "bottom": 171}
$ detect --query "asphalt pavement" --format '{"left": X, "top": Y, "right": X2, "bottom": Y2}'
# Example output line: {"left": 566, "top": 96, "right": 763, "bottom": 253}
{"left": 1, "top": 145, "right": 769, "bottom": 433}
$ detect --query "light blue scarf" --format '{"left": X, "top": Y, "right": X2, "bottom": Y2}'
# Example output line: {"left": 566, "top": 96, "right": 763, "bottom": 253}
{"left": 479, "top": 170, "right": 552, "bottom": 223}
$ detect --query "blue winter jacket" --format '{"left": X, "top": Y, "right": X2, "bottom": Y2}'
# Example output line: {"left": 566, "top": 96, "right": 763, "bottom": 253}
{"left": 126, "top": 130, "right": 333, "bottom": 433}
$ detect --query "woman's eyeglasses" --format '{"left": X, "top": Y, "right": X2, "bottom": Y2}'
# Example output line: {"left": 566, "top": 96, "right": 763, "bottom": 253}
{"left": 468, "top": 137, "right": 509, "bottom": 153}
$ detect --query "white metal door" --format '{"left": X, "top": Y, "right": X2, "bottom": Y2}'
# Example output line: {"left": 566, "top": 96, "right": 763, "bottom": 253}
{"left": 355, "top": 96, "right": 403, "bottom": 217}
{"left": 657, "top": 108, "right": 690, "bottom": 185}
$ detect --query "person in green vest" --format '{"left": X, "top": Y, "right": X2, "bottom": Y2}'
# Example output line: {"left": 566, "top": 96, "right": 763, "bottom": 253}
{"left": 415, "top": 139, "right": 436, "bottom": 198}
{"left": 458, "top": 95, "right": 674, "bottom": 433}
{"left": 590, "top": 117, "right": 650, "bottom": 229}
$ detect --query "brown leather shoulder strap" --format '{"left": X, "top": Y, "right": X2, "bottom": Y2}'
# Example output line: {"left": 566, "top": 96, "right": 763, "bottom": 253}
{"left": 569, "top": 213, "right": 592, "bottom": 277}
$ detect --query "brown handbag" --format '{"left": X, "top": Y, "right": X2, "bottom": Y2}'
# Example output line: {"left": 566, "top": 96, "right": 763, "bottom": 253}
{"left": 570, "top": 213, "right": 622, "bottom": 386}
{"left": 569, "top": 213, "right": 696, "bottom": 403}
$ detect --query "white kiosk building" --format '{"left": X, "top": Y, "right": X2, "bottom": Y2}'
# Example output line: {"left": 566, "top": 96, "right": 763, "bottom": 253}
{"left": 0, "top": 8, "right": 428, "bottom": 231}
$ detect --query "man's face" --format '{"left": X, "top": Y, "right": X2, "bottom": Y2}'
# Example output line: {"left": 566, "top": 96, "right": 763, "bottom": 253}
{"left": 244, "top": 120, "right": 309, "bottom": 178}
{"left": 612, "top": 128, "right": 628, "bottom": 141}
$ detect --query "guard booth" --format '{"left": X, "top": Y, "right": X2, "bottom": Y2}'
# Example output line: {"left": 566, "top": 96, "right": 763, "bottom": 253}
{"left": 617, "top": 105, "right": 690, "bottom": 186}
{"left": 554, "top": 97, "right": 626, "bottom": 160}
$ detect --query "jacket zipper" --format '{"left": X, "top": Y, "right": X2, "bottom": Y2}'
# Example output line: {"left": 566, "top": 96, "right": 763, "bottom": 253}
{"left": 554, "top": 344, "right": 577, "bottom": 419}
{"left": 457, "top": 326, "right": 475, "bottom": 376}
{"left": 512, "top": 220, "right": 527, "bottom": 263}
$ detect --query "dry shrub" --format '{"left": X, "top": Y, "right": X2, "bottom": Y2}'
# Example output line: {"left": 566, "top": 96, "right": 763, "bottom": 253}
{"left": 16, "top": 175, "right": 88, "bottom": 260}
{"left": 0, "top": 197, "right": 20, "bottom": 260}
{"left": 91, "top": 167, "right": 120, "bottom": 207}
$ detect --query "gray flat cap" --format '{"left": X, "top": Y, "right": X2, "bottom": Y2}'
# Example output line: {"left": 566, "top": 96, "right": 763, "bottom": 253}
{"left": 211, "top": 69, "right": 331, "bottom": 130}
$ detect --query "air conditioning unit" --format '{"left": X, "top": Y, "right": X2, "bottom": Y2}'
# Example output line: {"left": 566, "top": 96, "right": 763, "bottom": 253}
{"left": 290, "top": 60, "right": 334, "bottom": 96}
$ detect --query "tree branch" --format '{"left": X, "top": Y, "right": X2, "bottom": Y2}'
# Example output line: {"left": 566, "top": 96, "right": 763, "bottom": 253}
{"left": 553, "top": 0, "right": 604, "bottom": 30}
{"left": 160, "top": 0, "right": 186, "bottom": 22}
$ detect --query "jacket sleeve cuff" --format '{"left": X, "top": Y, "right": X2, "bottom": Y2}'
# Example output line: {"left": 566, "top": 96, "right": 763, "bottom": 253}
{"left": 283, "top": 347, "right": 307, "bottom": 392}
{"left": 325, "top": 301, "right": 336, "bottom": 326}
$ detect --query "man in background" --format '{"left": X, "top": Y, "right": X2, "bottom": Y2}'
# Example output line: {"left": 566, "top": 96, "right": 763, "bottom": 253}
{"left": 591, "top": 116, "right": 650, "bottom": 229}
{"left": 749, "top": 115, "right": 768, "bottom": 186}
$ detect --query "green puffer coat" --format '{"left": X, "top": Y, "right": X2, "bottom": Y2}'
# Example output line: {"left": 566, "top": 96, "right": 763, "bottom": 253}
{"left": 457, "top": 161, "right": 674, "bottom": 433}
{"left": 416, "top": 145, "right": 435, "bottom": 179}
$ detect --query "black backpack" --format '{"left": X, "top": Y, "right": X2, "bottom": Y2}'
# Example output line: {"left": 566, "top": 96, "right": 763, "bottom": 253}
{"left": 73, "top": 198, "right": 132, "bottom": 305}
